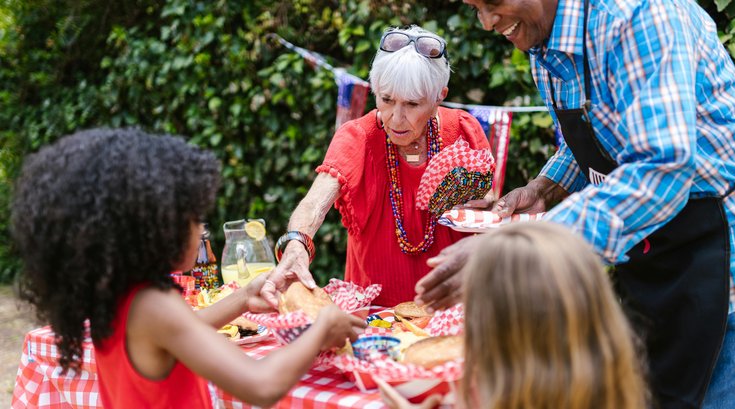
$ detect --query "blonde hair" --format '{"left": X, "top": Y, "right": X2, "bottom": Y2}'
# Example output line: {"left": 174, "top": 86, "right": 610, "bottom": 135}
{"left": 460, "top": 222, "right": 648, "bottom": 409}
{"left": 369, "top": 25, "right": 450, "bottom": 102}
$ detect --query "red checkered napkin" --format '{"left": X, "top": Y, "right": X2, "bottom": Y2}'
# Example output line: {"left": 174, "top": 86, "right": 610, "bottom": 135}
{"left": 438, "top": 208, "right": 546, "bottom": 232}
{"left": 324, "top": 278, "right": 382, "bottom": 311}
{"left": 242, "top": 279, "right": 381, "bottom": 344}
{"left": 324, "top": 303, "right": 465, "bottom": 383}
{"left": 416, "top": 139, "right": 494, "bottom": 212}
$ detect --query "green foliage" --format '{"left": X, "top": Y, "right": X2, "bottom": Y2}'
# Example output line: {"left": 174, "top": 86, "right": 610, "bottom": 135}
{"left": 1, "top": 0, "right": 734, "bottom": 284}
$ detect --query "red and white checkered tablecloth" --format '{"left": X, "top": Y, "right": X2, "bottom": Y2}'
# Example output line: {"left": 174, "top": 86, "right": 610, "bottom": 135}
{"left": 13, "top": 326, "right": 388, "bottom": 409}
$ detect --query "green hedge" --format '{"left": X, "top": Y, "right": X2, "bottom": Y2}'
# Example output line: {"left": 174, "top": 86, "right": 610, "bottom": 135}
{"left": 1, "top": 0, "right": 734, "bottom": 284}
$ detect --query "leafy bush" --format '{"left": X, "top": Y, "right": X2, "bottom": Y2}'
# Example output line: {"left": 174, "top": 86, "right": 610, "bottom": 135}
{"left": 1, "top": 0, "right": 734, "bottom": 284}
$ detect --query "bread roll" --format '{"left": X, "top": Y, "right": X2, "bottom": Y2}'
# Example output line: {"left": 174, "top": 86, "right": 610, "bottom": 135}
{"left": 402, "top": 335, "right": 463, "bottom": 368}
{"left": 278, "top": 282, "right": 334, "bottom": 320}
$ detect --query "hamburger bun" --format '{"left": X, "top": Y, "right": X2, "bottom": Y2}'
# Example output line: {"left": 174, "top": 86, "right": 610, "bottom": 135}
{"left": 278, "top": 282, "right": 334, "bottom": 320}
{"left": 394, "top": 301, "right": 432, "bottom": 321}
{"left": 402, "top": 335, "right": 463, "bottom": 368}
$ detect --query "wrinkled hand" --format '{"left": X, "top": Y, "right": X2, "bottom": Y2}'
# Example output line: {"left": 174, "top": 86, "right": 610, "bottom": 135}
{"left": 414, "top": 235, "right": 481, "bottom": 312}
{"left": 375, "top": 377, "right": 442, "bottom": 409}
{"left": 260, "top": 241, "right": 316, "bottom": 309}
{"left": 314, "top": 304, "right": 366, "bottom": 351}
{"left": 242, "top": 273, "right": 277, "bottom": 313}
{"left": 464, "top": 177, "right": 565, "bottom": 217}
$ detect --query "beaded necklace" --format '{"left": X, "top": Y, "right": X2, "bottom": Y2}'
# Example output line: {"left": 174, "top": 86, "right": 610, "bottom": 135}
{"left": 385, "top": 116, "right": 442, "bottom": 254}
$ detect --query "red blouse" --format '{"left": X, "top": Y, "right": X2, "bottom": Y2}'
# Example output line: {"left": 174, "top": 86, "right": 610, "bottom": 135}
{"left": 316, "top": 107, "right": 490, "bottom": 306}
{"left": 94, "top": 284, "right": 212, "bottom": 408}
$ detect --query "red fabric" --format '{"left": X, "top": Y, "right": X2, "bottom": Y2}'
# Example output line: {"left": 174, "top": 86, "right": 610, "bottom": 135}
{"left": 94, "top": 284, "right": 212, "bottom": 408}
{"left": 316, "top": 107, "right": 490, "bottom": 306}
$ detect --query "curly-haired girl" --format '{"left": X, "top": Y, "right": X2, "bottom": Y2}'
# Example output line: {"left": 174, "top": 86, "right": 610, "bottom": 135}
{"left": 11, "top": 128, "right": 364, "bottom": 408}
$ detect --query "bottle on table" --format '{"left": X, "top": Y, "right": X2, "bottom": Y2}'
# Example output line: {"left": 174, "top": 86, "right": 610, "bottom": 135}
{"left": 189, "top": 223, "right": 221, "bottom": 290}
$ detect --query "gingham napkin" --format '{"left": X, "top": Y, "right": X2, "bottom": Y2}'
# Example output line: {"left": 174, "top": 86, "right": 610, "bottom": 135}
{"left": 439, "top": 208, "right": 545, "bottom": 231}
{"left": 416, "top": 139, "right": 494, "bottom": 216}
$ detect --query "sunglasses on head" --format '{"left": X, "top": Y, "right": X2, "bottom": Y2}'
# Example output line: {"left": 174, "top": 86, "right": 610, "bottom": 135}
{"left": 379, "top": 31, "right": 448, "bottom": 59}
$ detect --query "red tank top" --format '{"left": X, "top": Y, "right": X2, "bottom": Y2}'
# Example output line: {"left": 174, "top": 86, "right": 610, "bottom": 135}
{"left": 94, "top": 284, "right": 212, "bottom": 408}
{"left": 316, "top": 107, "right": 490, "bottom": 306}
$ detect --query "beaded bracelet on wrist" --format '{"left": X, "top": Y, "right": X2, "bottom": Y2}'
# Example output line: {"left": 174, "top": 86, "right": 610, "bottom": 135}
{"left": 275, "top": 231, "right": 316, "bottom": 263}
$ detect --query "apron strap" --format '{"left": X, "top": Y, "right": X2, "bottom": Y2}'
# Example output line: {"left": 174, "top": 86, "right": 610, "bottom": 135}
{"left": 547, "top": 0, "right": 592, "bottom": 110}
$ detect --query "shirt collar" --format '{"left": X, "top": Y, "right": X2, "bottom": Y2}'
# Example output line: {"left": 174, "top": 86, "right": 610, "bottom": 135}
{"left": 531, "top": 0, "right": 585, "bottom": 56}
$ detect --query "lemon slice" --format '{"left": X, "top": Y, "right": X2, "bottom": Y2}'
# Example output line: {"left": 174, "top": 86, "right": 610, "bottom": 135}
{"left": 244, "top": 220, "right": 266, "bottom": 240}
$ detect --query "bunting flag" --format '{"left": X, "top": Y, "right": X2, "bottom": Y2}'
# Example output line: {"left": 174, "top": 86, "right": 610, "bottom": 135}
{"left": 334, "top": 68, "right": 371, "bottom": 129}
{"left": 268, "top": 34, "right": 371, "bottom": 129}
{"left": 466, "top": 106, "right": 512, "bottom": 198}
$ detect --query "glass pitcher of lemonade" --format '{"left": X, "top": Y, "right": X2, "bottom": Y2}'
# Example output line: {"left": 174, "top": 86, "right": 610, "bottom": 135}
{"left": 220, "top": 219, "right": 276, "bottom": 287}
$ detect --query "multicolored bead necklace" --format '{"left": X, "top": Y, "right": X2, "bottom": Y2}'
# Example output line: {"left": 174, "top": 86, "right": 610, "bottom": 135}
{"left": 385, "top": 116, "right": 442, "bottom": 254}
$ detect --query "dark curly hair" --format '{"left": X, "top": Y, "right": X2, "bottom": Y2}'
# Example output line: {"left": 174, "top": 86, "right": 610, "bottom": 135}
{"left": 11, "top": 128, "right": 221, "bottom": 371}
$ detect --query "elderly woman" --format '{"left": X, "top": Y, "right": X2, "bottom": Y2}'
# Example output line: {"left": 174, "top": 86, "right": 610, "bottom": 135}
{"left": 263, "top": 25, "right": 489, "bottom": 307}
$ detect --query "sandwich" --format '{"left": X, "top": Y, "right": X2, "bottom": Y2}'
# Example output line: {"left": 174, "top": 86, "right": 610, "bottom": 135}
{"left": 278, "top": 282, "right": 334, "bottom": 320}
{"left": 393, "top": 301, "right": 432, "bottom": 335}
{"left": 401, "top": 335, "right": 463, "bottom": 368}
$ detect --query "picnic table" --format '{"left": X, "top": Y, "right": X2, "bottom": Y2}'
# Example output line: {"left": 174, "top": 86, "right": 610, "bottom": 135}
{"left": 12, "top": 325, "right": 389, "bottom": 409}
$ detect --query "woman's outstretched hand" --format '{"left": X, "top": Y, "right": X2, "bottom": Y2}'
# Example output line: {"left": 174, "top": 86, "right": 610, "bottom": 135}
{"left": 260, "top": 241, "right": 316, "bottom": 309}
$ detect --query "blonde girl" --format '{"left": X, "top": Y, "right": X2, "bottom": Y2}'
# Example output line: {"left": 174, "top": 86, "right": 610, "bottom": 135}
{"left": 461, "top": 222, "right": 648, "bottom": 409}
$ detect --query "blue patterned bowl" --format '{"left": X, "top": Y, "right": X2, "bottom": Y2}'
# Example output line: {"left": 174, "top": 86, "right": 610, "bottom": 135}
{"left": 352, "top": 335, "right": 400, "bottom": 361}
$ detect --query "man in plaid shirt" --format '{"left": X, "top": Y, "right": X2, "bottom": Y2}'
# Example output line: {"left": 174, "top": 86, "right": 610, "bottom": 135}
{"left": 417, "top": 0, "right": 735, "bottom": 407}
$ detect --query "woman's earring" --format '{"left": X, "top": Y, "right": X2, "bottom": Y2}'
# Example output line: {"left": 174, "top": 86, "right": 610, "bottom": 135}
{"left": 377, "top": 111, "right": 384, "bottom": 129}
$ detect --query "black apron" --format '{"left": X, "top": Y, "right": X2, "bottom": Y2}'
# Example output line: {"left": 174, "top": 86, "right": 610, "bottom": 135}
{"left": 548, "top": 1, "right": 730, "bottom": 407}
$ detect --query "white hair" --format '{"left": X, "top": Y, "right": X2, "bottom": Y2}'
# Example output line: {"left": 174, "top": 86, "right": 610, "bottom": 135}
{"left": 369, "top": 25, "right": 451, "bottom": 102}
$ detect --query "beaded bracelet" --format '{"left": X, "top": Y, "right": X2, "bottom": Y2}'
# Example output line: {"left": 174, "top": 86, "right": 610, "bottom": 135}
{"left": 275, "top": 231, "right": 316, "bottom": 263}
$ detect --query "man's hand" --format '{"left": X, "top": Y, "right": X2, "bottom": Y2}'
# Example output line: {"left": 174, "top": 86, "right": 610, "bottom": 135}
{"left": 491, "top": 176, "right": 568, "bottom": 217}
{"left": 414, "top": 235, "right": 481, "bottom": 312}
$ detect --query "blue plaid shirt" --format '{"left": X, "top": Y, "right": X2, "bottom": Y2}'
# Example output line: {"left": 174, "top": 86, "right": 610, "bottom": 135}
{"left": 529, "top": 0, "right": 735, "bottom": 312}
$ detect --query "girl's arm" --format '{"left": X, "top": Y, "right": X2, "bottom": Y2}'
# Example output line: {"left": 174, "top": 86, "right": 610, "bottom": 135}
{"left": 127, "top": 287, "right": 363, "bottom": 408}
{"left": 195, "top": 273, "right": 273, "bottom": 328}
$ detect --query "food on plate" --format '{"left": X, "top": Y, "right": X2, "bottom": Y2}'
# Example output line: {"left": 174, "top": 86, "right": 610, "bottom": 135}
{"left": 368, "top": 318, "right": 392, "bottom": 329}
{"left": 402, "top": 335, "right": 463, "bottom": 368}
{"left": 196, "top": 285, "right": 235, "bottom": 308}
{"left": 278, "top": 282, "right": 334, "bottom": 320}
{"left": 218, "top": 324, "right": 240, "bottom": 339}
{"left": 217, "top": 316, "right": 260, "bottom": 341}
{"left": 392, "top": 331, "right": 427, "bottom": 359}
{"left": 393, "top": 301, "right": 432, "bottom": 330}
{"left": 393, "top": 302, "right": 432, "bottom": 336}
{"left": 393, "top": 301, "right": 431, "bottom": 321}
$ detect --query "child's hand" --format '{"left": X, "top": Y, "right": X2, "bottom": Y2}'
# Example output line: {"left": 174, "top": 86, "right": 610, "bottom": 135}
{"left": 314, "top": 304, "right": 366, "bottom": 351}
{"left": 242, "top": 273, "right": 277, "bottom": 313}
{"left": 375, "top": 377, "right": 442, "bottom": 409}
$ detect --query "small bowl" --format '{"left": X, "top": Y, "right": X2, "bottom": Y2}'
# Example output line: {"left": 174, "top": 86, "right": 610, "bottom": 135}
{"left": 352, "top": 335, "right": 400, "bottom": 361}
